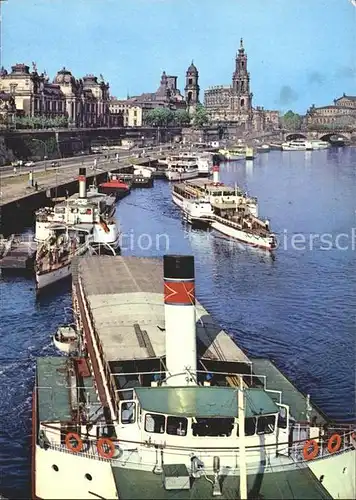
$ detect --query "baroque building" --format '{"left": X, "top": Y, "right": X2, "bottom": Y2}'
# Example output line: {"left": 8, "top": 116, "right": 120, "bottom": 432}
{"left": 306, "top": 94, "right": 356, "bottom": 129}
{"left": 0, "top": 63, "right": 111, "bottom": 127}
{"left": 109, "top": 62, "right": 198, "bottom": 126}
{"left": 204, "top": 39, "right": 279, "bottom": 131}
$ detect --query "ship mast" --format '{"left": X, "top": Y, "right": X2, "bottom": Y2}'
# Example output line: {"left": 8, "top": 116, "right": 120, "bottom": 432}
{"left": 238, "top": 376, "right": 247, "bottom": 499}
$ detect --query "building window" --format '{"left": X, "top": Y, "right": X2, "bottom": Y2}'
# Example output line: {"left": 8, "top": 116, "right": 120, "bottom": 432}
{"left": 145, "top": 413, "right": 165, "bottom": 433}
{"left": 167, "top": 416, "right": 187, "bottom": 436}
{"left": 240, "top": 98, "right": 245, "bottom": 107}
{"left": 189, "top": 78, "right": 193, "bottom": 85}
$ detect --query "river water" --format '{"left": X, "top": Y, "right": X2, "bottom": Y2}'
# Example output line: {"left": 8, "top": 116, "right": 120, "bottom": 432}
{"left": 0, "top": 148, "right": 355, "bottom": 498}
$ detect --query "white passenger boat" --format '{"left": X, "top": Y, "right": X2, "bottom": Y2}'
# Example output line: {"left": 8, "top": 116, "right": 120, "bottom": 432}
{"left": 165, "top": 163, "right": 199, "bottom": 181}
{"left": 172, "top": 166, "right": 275, "bottom": 250}
{"left": 310, "top": 140, "right": 330, "bottom": 150}
{"left": 32, "top": 254, "right": 356, "bottom": 500}
{"left": 35, "top": 168, "right": 120, "bottom": 291}
{"left": 282, "top": 140, "right": 313, "bottom": 151}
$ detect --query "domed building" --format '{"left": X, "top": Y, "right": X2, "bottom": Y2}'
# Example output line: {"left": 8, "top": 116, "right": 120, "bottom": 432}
{"left": 0, "top": 63, "right": 111, "bottom": 128}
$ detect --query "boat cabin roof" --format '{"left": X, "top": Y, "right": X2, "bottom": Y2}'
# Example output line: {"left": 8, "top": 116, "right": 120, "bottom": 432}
{"left": 134, "top": 386, "right": 279, "bottom": 418}
{"left": 36, "top": 357, "right": 97, "bottom": 423}
{"left": 185, "top": 179, "right": 240, "bottom": 195}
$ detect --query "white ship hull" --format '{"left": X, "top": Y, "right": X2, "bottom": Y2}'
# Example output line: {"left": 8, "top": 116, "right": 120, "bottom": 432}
{"left": 166, "top": 168, "right": 199, "bottom": 181}
{"left": 226, "top": 153, "right": 245, "bottom": 160}
{"left": 172, "top": 192, "right": 270, "bottom": 249}
{"left": 32, "top": 432, "right": 356, "bottom": 500}
{"left": 52, "top": 335, "right": 77, "bottom": 354}
{"left": 36, "top": 262, "right": 72, "bottom": 290}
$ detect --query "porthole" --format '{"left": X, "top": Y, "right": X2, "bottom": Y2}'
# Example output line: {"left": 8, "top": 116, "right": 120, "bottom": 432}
{"left": 52, "top": 464, "right": 59, "bottom": 472}
{"left": 85, "top": 473, "right": 93, "bottom": 481}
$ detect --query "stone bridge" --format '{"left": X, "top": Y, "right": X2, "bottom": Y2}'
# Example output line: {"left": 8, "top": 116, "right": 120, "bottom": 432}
{"left": 283, "top": 130, "right": 355, "bottom": 142}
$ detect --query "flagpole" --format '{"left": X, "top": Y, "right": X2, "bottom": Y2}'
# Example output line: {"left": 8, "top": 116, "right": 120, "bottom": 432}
{"left": 238, "top": 376, "right": 247, "bottom": 499}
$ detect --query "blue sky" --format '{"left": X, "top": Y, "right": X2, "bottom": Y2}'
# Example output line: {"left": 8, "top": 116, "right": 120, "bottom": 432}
{"left": 2, "top": 0, "right": 356, "bottom": 113}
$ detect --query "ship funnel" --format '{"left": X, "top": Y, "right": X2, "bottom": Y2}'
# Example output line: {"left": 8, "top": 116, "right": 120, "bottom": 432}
{"left": 164, "top": 255, "right": 197, "bottom": 386}
{"left": 212, "top": 165, "right": 220, "bottom": 184}
{"left": 78, "top": 167, "right": 87, "bottom": 198}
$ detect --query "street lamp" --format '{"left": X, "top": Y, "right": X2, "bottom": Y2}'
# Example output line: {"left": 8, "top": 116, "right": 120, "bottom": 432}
{"left": 31, "top": 138, "right": 48, "bottom": 170}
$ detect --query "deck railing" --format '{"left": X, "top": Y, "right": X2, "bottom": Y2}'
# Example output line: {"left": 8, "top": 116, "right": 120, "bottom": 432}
{"left": 43, "top": 427, "right": 355, "bottom": 467}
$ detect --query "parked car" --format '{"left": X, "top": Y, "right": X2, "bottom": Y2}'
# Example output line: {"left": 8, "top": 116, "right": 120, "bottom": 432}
{"left": 25, "top": 161, "right": 35, "bottom": 167}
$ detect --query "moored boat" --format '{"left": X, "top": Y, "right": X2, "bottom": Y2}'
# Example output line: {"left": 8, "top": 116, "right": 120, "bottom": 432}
{"left": 172, "top": 165, "right": 275, "bottom": 251}
{"left": 132, "top": 166, "right": 154, "bottom": 187}
{"left": 282, "top": 140, "right": 313, "bottom": 151}
{"left": 52, "top": 324, "right": 79, "bottom": 354}
{"left": 35, "top": 169, "right": 120, "bottom": 291}
{"left": 165, "top": 163, "right": 199, "bottom": 181}
{"left": 99, "top": 173, "right": 130, "bottom": 198}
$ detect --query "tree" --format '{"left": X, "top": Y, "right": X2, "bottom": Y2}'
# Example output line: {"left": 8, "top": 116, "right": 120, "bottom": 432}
{"left": 145, "top": 108, "right": 174, "bottom": 127}
{"left": 173, "top": 109, "right": 191, "bottom": 126}
{"left": 191, "top": 105, "right": 210, "bottom": 129}
{"left": 281, "top": 110, "right": 303, "bottom": 131}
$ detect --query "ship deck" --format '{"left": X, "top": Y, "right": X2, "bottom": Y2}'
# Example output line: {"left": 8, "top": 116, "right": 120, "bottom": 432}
{"left": 36, "top": 357, "right": 100, "bottom": 423}
{"left": 76, "top": 256, "right": 251, "bottom": 365}
{"left": 111, "top": 466, "right": 332, "bottom": 499}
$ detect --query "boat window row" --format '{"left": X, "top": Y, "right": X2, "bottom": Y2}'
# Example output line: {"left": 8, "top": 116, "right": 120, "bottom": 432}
{"left": 141, "top": 412, "right": 276, "bottom": 437}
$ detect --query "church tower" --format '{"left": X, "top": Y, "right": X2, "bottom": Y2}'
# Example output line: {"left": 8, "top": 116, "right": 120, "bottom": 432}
{"left": 185, "top": 61, "right": 200, "bottom": 113}
{"left": 231, "top": 39, "right": 253, "bottom": 117}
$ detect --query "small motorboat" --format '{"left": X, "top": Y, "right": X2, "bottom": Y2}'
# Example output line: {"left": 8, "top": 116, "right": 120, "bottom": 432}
{"left": 99, "top": 174, "right": 130, "bottom": 199}
{"left": 52, "top": 324, "right": 79, "bottom": 354}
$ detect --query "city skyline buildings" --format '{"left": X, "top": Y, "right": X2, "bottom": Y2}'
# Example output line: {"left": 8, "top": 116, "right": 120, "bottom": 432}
{"left": 2, "top": 0, "right": 356, "bottom": 115}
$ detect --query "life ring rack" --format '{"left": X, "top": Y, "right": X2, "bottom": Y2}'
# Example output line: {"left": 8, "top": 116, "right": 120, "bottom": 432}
{"left": 327, "top": 434, "right": 342, "bottom": 454}
{"left": 65, "top": 432, "right": 83, "bottom": 453}
{"left": 97, "top": 437, "right": 116, "bottom": 459}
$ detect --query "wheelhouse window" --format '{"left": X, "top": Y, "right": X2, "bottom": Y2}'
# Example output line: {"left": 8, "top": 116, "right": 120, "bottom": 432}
{"left": 166, "top": 416, "right": 187, "bottom": 436}
{"left": 239, "top": 417, "right": 256, "bottom": 436}
{"left": 237, "top": 416, "right": 276, "bottom": 436}
{"left": 192, "top": 418, "right": 234, "bottom": 437}
{"left": 144, "top": 413, "right": 165, "bottom": 433}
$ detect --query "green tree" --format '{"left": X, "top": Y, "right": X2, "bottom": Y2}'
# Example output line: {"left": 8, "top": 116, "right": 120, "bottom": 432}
{"left": 281, "top": 110, "right": 302, "bottom": 131}
{"left": 173, "top": 109, "right": 191, "bottom": 126}
{"left": 145, "top": 108, "right": 174, "bottom": 127}
{"left": 191, "top": 105, "right": 210, "bottom": 129}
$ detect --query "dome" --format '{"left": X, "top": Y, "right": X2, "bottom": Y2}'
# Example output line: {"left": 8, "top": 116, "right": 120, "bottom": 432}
{"left": 54, "top": 67, "right": 75, "bottom": 84}
{"left": 187, "top": 61, "right": 198, "bottom": 74}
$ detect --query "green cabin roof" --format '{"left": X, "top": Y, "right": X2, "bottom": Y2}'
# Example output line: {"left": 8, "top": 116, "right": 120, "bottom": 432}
{"left": 134, "top": 386, "right": 279, "bottom": 418}
{"left": 36, "top": 357, "right": 73, "bottom": 422}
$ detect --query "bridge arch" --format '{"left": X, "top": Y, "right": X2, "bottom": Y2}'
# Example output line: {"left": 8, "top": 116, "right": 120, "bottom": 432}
{"left": 285, "top": 133, "right": 307, "bottom": 141}
{"left": 318, "top": 132, "right": 349, "bottom": 143}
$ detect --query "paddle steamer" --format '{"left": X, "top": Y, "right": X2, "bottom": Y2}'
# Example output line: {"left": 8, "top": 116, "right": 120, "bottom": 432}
{"left": 31, "top": 255, "right": 356, "bottom": 499}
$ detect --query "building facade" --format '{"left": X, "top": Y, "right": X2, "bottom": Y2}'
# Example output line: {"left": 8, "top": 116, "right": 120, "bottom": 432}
{"left": 306, "top": 94, "right": 356, "bottom": 129}
{"left": 109, "top": 63, "right": 198, "bottom": 126}
{"left": 204, "top": 39, "right": 279, "bottom": 131}
{"left": 0, "top": 63, "right": 111, "bottom": 128}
